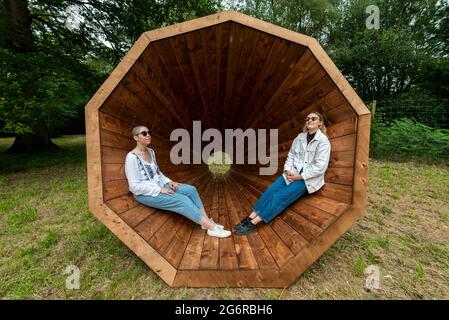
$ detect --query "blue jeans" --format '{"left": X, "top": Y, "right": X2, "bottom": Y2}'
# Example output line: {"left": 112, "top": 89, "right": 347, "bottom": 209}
{"left": 252, "top": 174, "right": 308, "bottom": 223}
{"left": 133, "top": 183, "right": 204, "bottom": 223}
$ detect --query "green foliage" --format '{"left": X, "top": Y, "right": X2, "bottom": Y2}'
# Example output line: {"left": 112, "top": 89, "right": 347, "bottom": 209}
{"left": 0, "top": 48, "right": 87, "bottom": 136}
{"left": 230, "top": 0, "right": 338, "bottom": 41}
{"left": 370, "top": 118, "right": 449, "bottom": 165}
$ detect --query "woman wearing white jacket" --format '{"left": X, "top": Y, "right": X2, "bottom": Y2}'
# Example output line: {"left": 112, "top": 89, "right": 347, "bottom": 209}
{"left": 235, "top": 111, "right": 332, "bottom": 235}
{"left": 125, "top": 125, "right": 231, "bottom": 238}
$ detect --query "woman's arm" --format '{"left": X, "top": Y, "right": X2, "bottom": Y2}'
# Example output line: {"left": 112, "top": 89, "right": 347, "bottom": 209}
{"left": 283, "top": 137, "right": 298, "bottom": 174}
{"left": 125, "top": 153, "right": 162, "bottom": 196}
{"left": 301, "top": 141, "right": 331, "bottom": 180}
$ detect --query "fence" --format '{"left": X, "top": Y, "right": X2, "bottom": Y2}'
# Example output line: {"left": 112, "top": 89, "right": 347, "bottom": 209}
{"left": 367, "top": 98, "right": 449, "bottom": 129}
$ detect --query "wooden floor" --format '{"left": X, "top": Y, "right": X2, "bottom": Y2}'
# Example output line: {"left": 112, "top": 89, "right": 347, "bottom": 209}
{"left": 105, "top": 169, "right": 351, "bottom": 285}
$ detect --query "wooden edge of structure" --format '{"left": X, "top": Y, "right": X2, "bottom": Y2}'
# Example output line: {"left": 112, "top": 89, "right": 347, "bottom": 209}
{"left": 143, "top": 10, "right": 315, "bottom": 47}
{"left": 84, "top": 33, "right": 150, "bottom": 117}
{"left": 170, "top": 204, "right": 361, "bottom": 288}
{"left": 307, "top": 39, "right": 371, "bottom": 117}
{"left": 143, "top": 10, "right": 370, "bottom": 117}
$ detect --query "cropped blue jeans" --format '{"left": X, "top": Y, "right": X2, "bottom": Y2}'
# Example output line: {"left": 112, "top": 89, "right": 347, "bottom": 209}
{"left": 133, "top": 183, "right": 204, "bottom": 223}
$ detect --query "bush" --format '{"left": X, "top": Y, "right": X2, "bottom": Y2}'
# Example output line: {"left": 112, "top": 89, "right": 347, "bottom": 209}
{"left": 370, "top": 118, "right": 449, "bottom": 166}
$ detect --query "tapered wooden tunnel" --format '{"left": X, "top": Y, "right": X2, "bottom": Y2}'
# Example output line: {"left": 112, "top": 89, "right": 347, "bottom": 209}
{"left": 85, "top": 11, "right": 371, "bottom": 287}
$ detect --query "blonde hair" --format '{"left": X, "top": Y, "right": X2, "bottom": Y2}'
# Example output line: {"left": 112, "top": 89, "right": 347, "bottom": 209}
{"left": 302, "top": 111, "right": 327, "bottom": 136}
{"left": 131, "top": 125, "right": 147, "bottom": 137}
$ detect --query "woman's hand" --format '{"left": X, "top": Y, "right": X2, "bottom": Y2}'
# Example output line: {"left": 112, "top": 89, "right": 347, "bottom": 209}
{"left": 160, "top": 187, "right": 175, "bottom": 195}
{"left": 168, "top": 181, "right": 179, "bottom": 190}
{"left": 286, "top": 171, "right": 303, "bottom": 182}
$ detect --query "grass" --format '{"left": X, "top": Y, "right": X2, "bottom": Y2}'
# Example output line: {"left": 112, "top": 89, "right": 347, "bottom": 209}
{"left": 0, "top": 135, "right": 448, "bottom": 299}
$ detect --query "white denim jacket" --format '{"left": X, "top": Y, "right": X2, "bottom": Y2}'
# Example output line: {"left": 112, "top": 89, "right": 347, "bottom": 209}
{"left": 124, "top": 147, "right": 172, "bottom": 197}
{"left": 283, "top": 128, "right": 331, "bottom": 194}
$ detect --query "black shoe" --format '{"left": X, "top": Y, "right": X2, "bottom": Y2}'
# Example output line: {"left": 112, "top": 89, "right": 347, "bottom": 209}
{"left": 234, "top": 216, "right": 252, "bottom": 231}
{"left": 236, "top": 220, "right": 257, "bottom": 236}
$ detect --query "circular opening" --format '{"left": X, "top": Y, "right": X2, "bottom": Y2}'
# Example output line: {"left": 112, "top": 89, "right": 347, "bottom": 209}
{"left": 207, "top": 151, "right": 231, "bottom": 176}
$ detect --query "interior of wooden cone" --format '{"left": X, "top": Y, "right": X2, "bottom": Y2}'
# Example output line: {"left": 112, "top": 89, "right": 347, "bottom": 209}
{"left": 99, "top": 21, "right": 357, "bottom": 188}
{"left": 94, "top": 20, "right": 361, "bottom": 285}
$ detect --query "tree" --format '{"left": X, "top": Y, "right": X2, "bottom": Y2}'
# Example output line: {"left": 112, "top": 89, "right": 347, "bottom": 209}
{"left": 228, "top": 0, "right": 338, "bottom": 43}
{"left": 0, "top": 0, "right": 220, "bottom": 153}
{"left": 328, "top": 0, "right": 448, "bottom": 102}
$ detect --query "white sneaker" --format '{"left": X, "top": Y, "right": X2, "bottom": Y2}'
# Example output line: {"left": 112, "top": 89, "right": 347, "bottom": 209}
{"left": 201, "top": 218, "right": 224, "bottom": 230}
{"left": 207, "top": 225, "right": 231, "bottom": 238}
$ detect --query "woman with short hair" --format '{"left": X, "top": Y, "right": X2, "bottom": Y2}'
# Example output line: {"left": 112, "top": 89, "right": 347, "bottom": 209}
{"left": 125, "top": 125, "right": 231, "bottom": 238}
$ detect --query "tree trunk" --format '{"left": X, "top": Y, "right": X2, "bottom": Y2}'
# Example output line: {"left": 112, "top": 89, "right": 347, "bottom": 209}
{"left": 8, "top": 133, "right": 61, "bottom": 153}
{"left": 4, "top": 0, "right": 60, "bottom": 152}
{"left": 4, "top": 0, "right": 34, "bottom": 52}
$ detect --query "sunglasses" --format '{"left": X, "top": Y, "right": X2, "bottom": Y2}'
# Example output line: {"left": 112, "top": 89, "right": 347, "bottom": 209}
{"left": 138, "top": 131, "right": 151, "bottom": 137}
{"left": 305, "top": 116, "right": 319, "bottom": 122}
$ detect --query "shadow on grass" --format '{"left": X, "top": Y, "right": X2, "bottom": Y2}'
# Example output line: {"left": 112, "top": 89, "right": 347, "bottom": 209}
{"left": 0, "top": 135, "right": 86, "bottom": 174}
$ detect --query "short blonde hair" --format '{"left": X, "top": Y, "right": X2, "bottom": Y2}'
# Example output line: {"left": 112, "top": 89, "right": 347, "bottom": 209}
{"left": 131, "top": 125, "right": 147, "bottom": 137}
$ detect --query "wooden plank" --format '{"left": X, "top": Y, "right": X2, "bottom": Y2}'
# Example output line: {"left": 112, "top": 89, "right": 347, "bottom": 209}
{"left": 147, "top": 39, "right": 199, "bottom": 126}
{"left": 163, "top": 217, "right": 196, "bottom": 268}
{"left": 110, "top": 84, "right": 179, "bottom": 132}
{"left": 290, "top": 201, "right": 337, "bottom": 229}
{"left": 241, "top": 37, "right": 291, "bottom": 128}
{"left": 325, "top": 103, "right": 357, "bottom": 125}
{"left": 279, "top": 204, "right": 359, "bottom": 287}
{"left": 230, "top": 170, "right": 323, "bottom": 242}
{"left": 324, "top": 167, "right": 354, "bottom": 185}
{"left": 314, "top": 182, "right": 352, "bottom": 204}
{"left": 352, "top": 114, "right": 371, "bottom": 215}
{"left": 330, "top": 133, "right": 356, "bottom": 152}
{"left": 199, "top": 178, "right": 220, "bottom": 269}
{"left": 185, "top": 31, "right": 212, "bottom": 128}
{"left": 200, "top": 25, "right": 220, "bottom": 128}
{"left": 149, "top": 214, "right": 185, "bottom": 254}
{"left": 127, "top": 65, "right": 190, "bottom": 131}
{"left": 222, "top": 177, "right": 259, "bottom": 270}
{"left": 299, "top": 195, "right": 349, "bottom": 217}
{"left": 227, "top": 174, "right": 286, "bottom": 270}
{"left": 99, "top": 97, "right": 138, "bottom": 126}
{"left": 103, "top": 179, "right": 129, "bottom": 201}
{"left": 106, "top": 194, "right": 139, "bottom": 214}
{"left": 178, "top": 174, "right": 214, "bottom": 270}
{"left": 99, "top": 127, "right": 170, "bottom": 152}
{"left": 172, "top": 269, "right": 291, "bottom": 288}
{"left": 215, "top": 22, "right": 231, "bottom": 130}
{"left": 280, "top": 209, "right": 323, "bottom": 242}
{"left": 222, "top": 22, "right": 242, "bottom": 128}
{"left": 217, "top": 179, "right": 239, "bottom": 270}
{"left": 120, "top": 204, "right": 158, "bottom": 228}
{"left": 226, "top": 25, "right": 264, "bottom": 128}
{"left": 230, "top": 172, "right": 301, "bottom": 263}
{"left": 232, "top": 31, "right": 275, "bottom": 127}
{"left": 326, "top": 117, "right": 357, "bottom": 139}
{"left": 257, "top": 49, "right": 319, "bottom": 120}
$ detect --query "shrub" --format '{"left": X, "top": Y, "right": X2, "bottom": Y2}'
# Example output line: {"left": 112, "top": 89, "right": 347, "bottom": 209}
{"left": 370, "top": 118, "right": 449, "bottom": 166}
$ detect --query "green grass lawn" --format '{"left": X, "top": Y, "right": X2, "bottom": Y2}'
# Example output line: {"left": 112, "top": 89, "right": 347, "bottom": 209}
{"left": 0, "top": 135, "right": 448, "bottom": 299}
